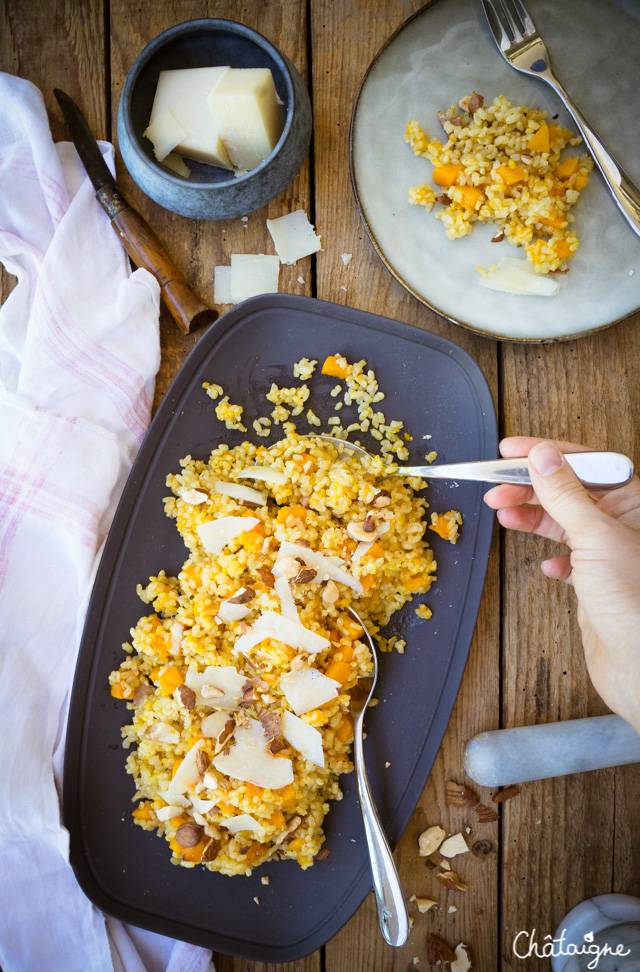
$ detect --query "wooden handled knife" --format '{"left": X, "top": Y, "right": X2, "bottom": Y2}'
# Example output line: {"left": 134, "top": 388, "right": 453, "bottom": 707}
{"left": 53, "top": 88, "right": 216, "bottom": 335}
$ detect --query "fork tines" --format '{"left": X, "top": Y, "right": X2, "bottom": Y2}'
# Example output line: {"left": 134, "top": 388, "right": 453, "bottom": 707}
{"left": 482, "top": 0, "right": 538, "bottom": 45}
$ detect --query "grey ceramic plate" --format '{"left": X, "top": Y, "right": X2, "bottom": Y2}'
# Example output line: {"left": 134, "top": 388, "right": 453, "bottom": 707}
{"left": 350, "top": 0, "right": 640, "bottom": 342}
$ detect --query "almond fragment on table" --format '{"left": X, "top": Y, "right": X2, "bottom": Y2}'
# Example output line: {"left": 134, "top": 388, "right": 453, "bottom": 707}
{"left": 491, "top": 784, "right": 520, "bottom": 804}
{"left": 426, "top": 933, "right": 456, "bottom": 965}
{"left": 451, "top": 943, "right": 473, "bottom": 971}
{"left": 427, "top": 849, "right": 451, "bottom": 871}
{"left": 445, "top": 780, "right": 479, "bottom": 808}
{"left": 418, "top": 824, "right": 446, "bottom": 856}
{"left": 439, "top": 832, "right": 470, "bottom": 859}
{"left": 409, "top": 893, "right": 437, "bottom": 913}
{"left": 475, "top": 803, "right": 499, "bottom": 822}
{"left": 436, "top": 870, "right": 469, "bottom": 892}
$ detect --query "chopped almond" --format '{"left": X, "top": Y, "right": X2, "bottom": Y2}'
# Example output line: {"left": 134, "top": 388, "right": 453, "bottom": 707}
{"left": 491, "top": 784, "right": 520, "bottom": 804}
{"left": 426, "top": 933, "right": 456, "bottom": 965}
{"left": 451, "top": 943, "right": 473, "bottom": 971}
{"left": 436, "top": 870, "right": 469, "bottom": 892}
{"left": 418, "top": 825, "right": 446, "bottom": 857}
{"left": 439, "top": 833, "right": 470, "bottom": 859}
{"left": 445, "top": 781, "right": 479, "bottom": 808}
{"left": 475, "top": 803, "right": 499, "bottom": 822}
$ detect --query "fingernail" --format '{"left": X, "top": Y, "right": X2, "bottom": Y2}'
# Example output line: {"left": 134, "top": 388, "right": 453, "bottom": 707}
{"left": 530, "top": 441, "right": 563, "bottom": 476}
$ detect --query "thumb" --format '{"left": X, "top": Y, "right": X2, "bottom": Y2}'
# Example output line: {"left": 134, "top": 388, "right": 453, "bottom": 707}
{"left": 528, "top": 441, "right": 602, "bottom": 543}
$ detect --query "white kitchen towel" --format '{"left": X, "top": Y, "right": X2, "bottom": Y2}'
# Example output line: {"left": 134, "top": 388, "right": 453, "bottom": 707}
{"left": 0, "top": 73, "right": 215, "bottom": 972}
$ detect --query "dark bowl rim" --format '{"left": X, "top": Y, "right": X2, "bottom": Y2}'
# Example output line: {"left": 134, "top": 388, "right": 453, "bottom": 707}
{"left": 119, "top": 18, "right": 296, "bottom": 191}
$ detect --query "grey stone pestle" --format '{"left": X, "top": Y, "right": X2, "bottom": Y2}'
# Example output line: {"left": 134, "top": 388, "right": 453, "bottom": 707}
{"left": 463, "top": 714, "right": 640, "bottom": 786}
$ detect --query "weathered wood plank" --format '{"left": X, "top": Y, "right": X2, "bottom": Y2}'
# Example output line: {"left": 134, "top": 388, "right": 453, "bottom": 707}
{"left": 0, "top": 0, "right": 106, "bottom": 138}
{"left": 311, "top": 1, "right": 500, "bottom": 968}
{"left": 499, "top": 319, "right": 640, "bottom": 970}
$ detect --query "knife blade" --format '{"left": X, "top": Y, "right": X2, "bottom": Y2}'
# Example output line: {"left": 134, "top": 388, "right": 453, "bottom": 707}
{"left": 53, "top": 88, "right": 216, "bottom": 335}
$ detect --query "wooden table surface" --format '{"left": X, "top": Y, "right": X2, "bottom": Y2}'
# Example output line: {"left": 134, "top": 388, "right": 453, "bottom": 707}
{"left": 3, "top": 1, "right": 639, "bottom": 969}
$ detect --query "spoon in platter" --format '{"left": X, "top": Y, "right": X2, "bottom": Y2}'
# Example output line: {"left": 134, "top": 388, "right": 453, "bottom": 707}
{"left": 347, "top": 607, "right": 409, "bottom": 949}
{"left": 312, "top": 434, "right": 634, "bottom": 490}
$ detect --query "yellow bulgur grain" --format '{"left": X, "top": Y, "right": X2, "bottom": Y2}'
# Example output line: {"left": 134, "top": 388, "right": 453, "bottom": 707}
{"left": 405, "top": 93, "right": 593, "bottom": 274}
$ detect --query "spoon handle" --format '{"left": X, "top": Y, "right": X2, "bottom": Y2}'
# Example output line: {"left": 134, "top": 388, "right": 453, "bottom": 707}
{"left": 396, "top": 451, "right": 634, "bottom": 489}
{"left": 353, "top": 728, "right": 410, "bottom": 948}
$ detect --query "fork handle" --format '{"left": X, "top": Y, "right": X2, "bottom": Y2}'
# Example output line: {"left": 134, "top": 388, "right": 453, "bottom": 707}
{"left": 353, "top": 730, "right": 410, "bottom": 948}
{"left": 541, "top": 72, "right": 640, "bottom": 238}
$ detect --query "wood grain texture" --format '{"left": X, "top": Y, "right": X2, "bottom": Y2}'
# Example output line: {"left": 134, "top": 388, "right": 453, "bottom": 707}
{"left": 311, "top": 1, "right": 500, "bottom": 969}
{"left": 499, "top": 321, "right": 640, "bottom": 970}
{"left": 0, "top": 0, "right": 106, "bottom": 138}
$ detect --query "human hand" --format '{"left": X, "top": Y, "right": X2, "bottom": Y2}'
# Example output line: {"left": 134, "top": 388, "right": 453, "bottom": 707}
{"left": 484, "top": 437, "right": 640, "bottom": 734}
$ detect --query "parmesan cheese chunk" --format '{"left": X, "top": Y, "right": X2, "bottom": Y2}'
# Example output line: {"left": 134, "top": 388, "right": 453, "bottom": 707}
{"left": 207, "top": 67, "right": 284, "bottom": 171}
{"left": 197, "top": 515, "right": 259, "bottom": 554}
{"left": 232, "top": 610, "right": 330, "bottom": 656}
{"left": 219, "top": 813, "right": 264, "bottom": 834}
{"left": 230, "top": 254, "right": 280, "bottom": 303}
{"left": 277, "top": 540, "right": 363, "bottom": 593}
{"left": 143, "top": 109, "right": 187, "bottom": 163}
{"left": 185, "top": 665, "right": 247, "bottom": 709}
{"left": 213, "top": 481, "right": 268, "bottom": 506}
{"left": 282, "top": 710, "right": 324, "bottom": 767}
{"left": 212, "top": 718, "right": 293, "bottom": 789}
{"left": 238, "top": 466, "right": 289, "bottom": 486}
{"left": 266, "top": 210, "right": 322, "bottom": 265}
{"left": 162, "top": 152, "right": 191, "bottom": 178}
{"left": 280, "top": 667, "right": 340, "bottom": 715}
{"left": 479, "top": 256, "right": 560, "bottom": 296}
{"left": 148, "top": 67, "right": 233, "bottom": 169}
{"left": 214, "top": 265, "right": 233, "bottom": 304}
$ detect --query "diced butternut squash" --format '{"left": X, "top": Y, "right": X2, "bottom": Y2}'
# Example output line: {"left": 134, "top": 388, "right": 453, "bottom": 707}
{"left": 324, "top": 659, "right": 352, "bottom": 685}
{"left": 555, "top": 239, "right": 574, "bottom": 259}
{"left": 245, "top": 782, "right": 264, "bottom": 800}
{"left": 556, "top": 156, "right": 579, "bottom": 180}
{"left": 239, "top": 520, "right": 265, "bottom": 552}
{"left": 156, "top": 665, "right": 184, "bottom": 695}
{"left": 278, "top": 782, "right": 297, "bottom": 808}
{"left": 321, "top": 355, "right": 349, "bottom": 379}
{"left": 337, "top": 642, "right": 355, "bottom": 663}
{"left": 526, "top": 122, "right": 549, "bottom": 154}
{"left": 361, "top": 573, "right": 377, "bottom": 593}
{"left": 171, "top": 758, "right": 183, "bottom": 779}
{"left": 432, "top": 164, "right": 464, "bottom": 188}
{"left": 572, "top": 172, "right": 589, "bottom": 190}
{"left": 429, "top": 514, "right": 455, "bottom": 540}
{"left": 179, "top": 837, "right": 209, "bottom": 863}
{"left": 293, "top": 452, "right": 316, "bottom": 474}
{"left": 276, "top": 505, "right": 307, "bottom": 525}
{"left": 403, "top": 571, "right": 429, "bottom": 592}
{"left": 287, "top": 837, "right": 305, "bottom": 854}
{"left": 267, "top": 810, "right": 286, "bottom": 829}
{"left": 495, "top": 163, "right": 526, "bottom": 185}
{"left": 170, "top": 813, "right": 190, "bottom": 828}
{"left": 363, "top": 540, "right": 384, "bottom": 560}
{"left": 243, "top": 840, "right": 269, "bottom": 865}
{"left": 456, "top": 185, "right": 485, "bottom": 209}
{"left": 132, "top": 802, "right": 155, "bottom": 822}
{"left": 341, "top": 616, "right": 364, "bottom": 640}
{"left": 336, "top": 714, "right": 354, "bottom": 742}
{"left": 110, "top": 682, "right": 127, "bottom": 700}
{"left": 539, "top": 213, "right": 564, "bottom": 228}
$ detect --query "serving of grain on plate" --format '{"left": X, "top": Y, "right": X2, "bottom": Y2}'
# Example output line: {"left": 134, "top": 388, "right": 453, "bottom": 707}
{"left": 109, "top": 355, "right": 461, "bottom": 875}
{"left": 405, "top": 92, "right": 593, "bottom": 274}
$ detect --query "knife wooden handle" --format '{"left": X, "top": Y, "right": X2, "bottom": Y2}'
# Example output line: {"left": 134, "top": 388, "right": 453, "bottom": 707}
{"left": 96, "top": 185, "right": 217, "bottom": 335}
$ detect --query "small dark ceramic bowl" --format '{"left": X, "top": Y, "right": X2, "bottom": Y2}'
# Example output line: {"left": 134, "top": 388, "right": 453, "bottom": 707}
{"left": 117, "top": 20, "right": 312, "bottom": 220}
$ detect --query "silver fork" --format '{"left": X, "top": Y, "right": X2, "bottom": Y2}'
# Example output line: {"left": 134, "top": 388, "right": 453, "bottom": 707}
{"left": 481, "top": 0, "right": 640, "bottom": 238}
